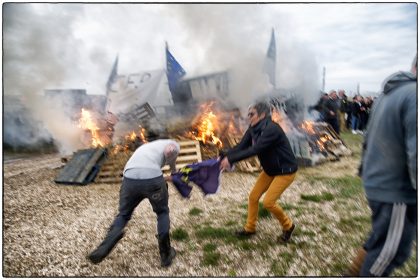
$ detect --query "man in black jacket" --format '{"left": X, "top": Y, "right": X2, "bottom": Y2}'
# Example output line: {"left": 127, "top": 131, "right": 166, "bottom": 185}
{"left": 220, "top": 101, "right": 298, "bottom": 242}
{"left": 324, "top": 90, "right": 340, "bottom": 134}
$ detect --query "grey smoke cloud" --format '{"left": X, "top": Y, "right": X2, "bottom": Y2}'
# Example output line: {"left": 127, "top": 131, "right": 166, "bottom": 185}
{"left": 164, "top": 4, "right": 321, "bottom": 112}
{"left": 3, "top": 3, "right": 88, "bottom": 154}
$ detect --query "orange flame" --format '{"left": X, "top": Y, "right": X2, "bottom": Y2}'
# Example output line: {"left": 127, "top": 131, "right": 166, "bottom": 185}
{"left": 139, "top": 126, "right": 147, "bottom": 143}
{"left": 79, "top": 108, "right": 105, "bottom": 148}
{"left": 301, "top": 121, "right": 315, "bottom": 134}
{"left": 192, "top": 102, "right": 223, "bottom": 147}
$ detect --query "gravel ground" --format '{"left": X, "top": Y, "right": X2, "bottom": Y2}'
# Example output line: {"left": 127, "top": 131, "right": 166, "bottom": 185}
{"left": 3, "top": 150, "right": 417, "bottom": 277}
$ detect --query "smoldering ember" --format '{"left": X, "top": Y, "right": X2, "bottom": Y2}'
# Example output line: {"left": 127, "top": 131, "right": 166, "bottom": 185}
{"left": 3, "top": 38, "right": 416, "bottom": 276}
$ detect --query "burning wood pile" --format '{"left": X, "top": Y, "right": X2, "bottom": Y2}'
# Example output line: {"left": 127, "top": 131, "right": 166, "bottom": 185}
{"left": 270, "top": 99, "right": 352, "bottom": 166}
{"left": 57, "top": 97, "right": 352, "bottom": 185}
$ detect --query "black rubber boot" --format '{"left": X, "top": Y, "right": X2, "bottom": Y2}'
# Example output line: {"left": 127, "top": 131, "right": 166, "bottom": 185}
{"left": 88, "top": 226, "right": 125, "bottom": 264}
{"left": 157, "top": 233, "right": 176, "bottom": 267}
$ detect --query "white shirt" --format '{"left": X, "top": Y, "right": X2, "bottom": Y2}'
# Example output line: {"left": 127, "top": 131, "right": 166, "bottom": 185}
{"left": 123, "top": 139, "right": 179, "bottom": 179}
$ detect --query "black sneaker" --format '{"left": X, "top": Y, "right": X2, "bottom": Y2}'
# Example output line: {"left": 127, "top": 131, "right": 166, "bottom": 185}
{"left": 234, "top": 229, "right": 256, "bottom": 238}
{"left": 279, "top": 223, "right": 295, "bottom": 243}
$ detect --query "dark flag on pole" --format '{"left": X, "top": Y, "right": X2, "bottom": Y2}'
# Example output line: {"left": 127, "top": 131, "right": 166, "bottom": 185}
{"left": 166, "top": 43, "right": 186, "bottom": 93}
{"left": 106, "top": 55, "right": 119, "bottom": 94}
{"left": 263, "top": 28, "right": 276, "bottom": 87}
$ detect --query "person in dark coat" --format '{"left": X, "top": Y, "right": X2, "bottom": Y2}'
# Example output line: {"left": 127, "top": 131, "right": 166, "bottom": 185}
{"left": 312, "top": 93, "right": 329, "bottom": 121}
{"left": 324, "top": 90, "right": 340, "bottom": 134}
{"left": 220, "top": 101, "right": 298, "bottom": 242}
{"left": 345, "top": 56, "right": 417, "bottom": 277}
{"left": 338, "top": 89, "right": 349, "bottom": 132}
{"left": 351, "top": 95, "right": 362, "bottom": 134}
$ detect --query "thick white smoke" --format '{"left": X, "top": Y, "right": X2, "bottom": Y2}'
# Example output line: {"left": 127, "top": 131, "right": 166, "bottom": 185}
{"left": 164, "top": 4, "right": 321, "bottom": 114}
{"left": 3, "top": 4, "right": 91, "bottom": 154}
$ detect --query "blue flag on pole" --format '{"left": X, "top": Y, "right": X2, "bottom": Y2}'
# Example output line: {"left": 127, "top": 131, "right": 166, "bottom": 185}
{"left": 106, "top": 55, "right": 119, "bottom": 93}
{"left": 166, "top": 44, "right": 186, "bottom": 92}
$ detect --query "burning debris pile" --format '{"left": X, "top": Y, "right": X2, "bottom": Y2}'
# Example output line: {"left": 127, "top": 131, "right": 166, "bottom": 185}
{"left": 270, "top": 98, "right": 351, "bottom": 166}
{"left": 57, "top": 96, "right": 351, "bottom": 185}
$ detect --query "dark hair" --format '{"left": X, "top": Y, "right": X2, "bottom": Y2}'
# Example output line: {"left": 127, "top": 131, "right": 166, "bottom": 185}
{"left": 249, "top": 101, "right": 271, "bottom": 117}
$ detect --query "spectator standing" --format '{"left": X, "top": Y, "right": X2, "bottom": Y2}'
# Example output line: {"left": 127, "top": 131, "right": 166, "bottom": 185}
{"left": 324, "top": 90, "right": 340, "bottom": 134}
{"left": 345, "top": 56, "right": 417, "bottom": 276}
{"left": 338, "top": 89, "right": 349, "bottom": 132}
{"left": 350, "top": 95, "right": 362, "bottom": 134}
{"left": 359, "top": 96, "right": 368, "bottom": 132}
{"left": 313, "top": 93, "right": 329, "bottom": 121}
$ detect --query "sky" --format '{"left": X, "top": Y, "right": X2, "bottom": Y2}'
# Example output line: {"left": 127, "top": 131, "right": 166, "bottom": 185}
{"left": 3, "top": 2, "right": 417, "bottom": 99}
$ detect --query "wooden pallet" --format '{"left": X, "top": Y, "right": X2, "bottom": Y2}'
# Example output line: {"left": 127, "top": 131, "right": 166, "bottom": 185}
{"left": 118, "top": 102, "right": 156, "bottom": 124}
{"left": 162, "top": 140, "right": 202, "bottom": 174}
{"left": 95, "top": 152, "right": 132, "bottom": 184}
{"left": 95, "top": 140, "right": 203, "bottom": 183}
{"left": 55, "top": 148, "right": 107, "bottom": 185}
{"left": 227, "top": 137, "right": 261, "bottom": 172}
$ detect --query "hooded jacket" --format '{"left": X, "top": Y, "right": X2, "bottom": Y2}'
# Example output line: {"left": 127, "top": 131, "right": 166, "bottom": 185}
{"left": 361, "top": 71, "right": 417, "bottom": 204}
{"left": 226, "top": 117, "right": 298, "bottom": 176}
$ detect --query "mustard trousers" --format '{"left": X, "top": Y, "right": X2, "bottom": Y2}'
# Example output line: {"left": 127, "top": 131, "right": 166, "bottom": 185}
{"left": 244, "top": 170, "right": 296, "bottom": 233}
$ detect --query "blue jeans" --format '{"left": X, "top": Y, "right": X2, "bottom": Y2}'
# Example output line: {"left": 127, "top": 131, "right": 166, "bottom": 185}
{"left": 111, "top": 176, "right": 170, "bottom": 236}
{"left": 351, "top": 115, "right": 359, "bottom": 130}
{"left": 361, "top": 200, "right": 417, "bottom": 276}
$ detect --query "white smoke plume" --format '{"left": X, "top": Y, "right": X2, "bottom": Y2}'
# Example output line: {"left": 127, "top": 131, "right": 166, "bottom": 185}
{"left": 164, "top": 4, "right": 321, "bottom": 113}
{"left": 3, "top": 4, "right": 97, "bottom": 154}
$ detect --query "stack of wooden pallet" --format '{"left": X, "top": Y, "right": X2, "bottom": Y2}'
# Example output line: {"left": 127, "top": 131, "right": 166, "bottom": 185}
{"left": 227, "top": 136, "right": 261, "bottom": 173}
{"left": 95, "top": 151, "right": 131, "bottom": 184}
{"left": 94, "top": 140, "right": 203, "bottom": 184}
{"left": 162, "top": 140, "right": 202, "bottom": 174}
{"left": 118, "top": 102, "right": 156, "bottom": 124}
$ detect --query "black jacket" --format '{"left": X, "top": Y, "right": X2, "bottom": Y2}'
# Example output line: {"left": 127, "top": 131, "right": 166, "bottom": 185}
{"left": 226, "top": 117, "right": 298, "bottom": 176}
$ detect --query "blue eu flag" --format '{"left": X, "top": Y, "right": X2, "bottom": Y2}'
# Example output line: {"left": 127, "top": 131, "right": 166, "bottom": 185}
{"left": 166, "top": 45, "right": 186, "bottom": 92}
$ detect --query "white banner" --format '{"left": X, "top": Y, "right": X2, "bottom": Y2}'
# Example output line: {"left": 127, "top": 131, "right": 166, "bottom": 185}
{"left": 107, "top": 69, "right": 171, "bottom": 115}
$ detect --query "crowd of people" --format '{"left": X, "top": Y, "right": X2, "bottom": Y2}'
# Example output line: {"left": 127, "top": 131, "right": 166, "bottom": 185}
{"left": 312, "top": 89, "right": 375, "bottom": 135}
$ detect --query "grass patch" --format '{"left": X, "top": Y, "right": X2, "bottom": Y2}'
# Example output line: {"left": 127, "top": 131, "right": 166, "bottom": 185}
{"left": 238, "top": 240, "right": 255, "bottom": 250}
{"left": 337, "top": 215, "right": 371, "bottom": 232}
{"left": 301, "top": 192, "right": 335, "bottom": 202}
{"left": 224, "top": 220, "right": 237, "bottom": 227}
{"left": 195, "top": 226, "right": 231, "bottom": 240}
{"left": 203, "top": 243, "right": 217, "bottom": 252}
{"left": 227, "top": 269, "right": 237, "bottom": 277}
{"left": 281, "top": 203, "right": 296, "bottom": 211}
{"left": 340, "top": 132, "right": 364, "bottom": 155}
{"left": 270, "top": 253, "right": 293, "bottom": 276}
{"left": 202, "top": 251, "right": 221, "bottom": 266}
{"left": 171, "top": 228, "right": 189, "bottom": 241}
{"left": 258, "top": 202, "right": 271, "bottom": 218}
{"left": 189, "top": 207, "right": 203, "bottom": 216}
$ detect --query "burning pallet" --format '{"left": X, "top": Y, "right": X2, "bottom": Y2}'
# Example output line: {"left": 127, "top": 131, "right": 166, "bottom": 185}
{"left": 296, "top": 121, "right": 352, "bottom": 165}
{"left": 92, "top": 140, "right": 202, "bottom": 184}
{"left": 162, "top": 140, "right": 202, "bottom": 174}
{"left": 227, "top": 136, "right": 262, "bottom": 172}
{"left": 94, "top": 151, "right": 132, "bottom": 184}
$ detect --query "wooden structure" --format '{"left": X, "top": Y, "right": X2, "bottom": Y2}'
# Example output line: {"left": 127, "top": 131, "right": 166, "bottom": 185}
{"left": 94, "top": 140, "right": 202, "bottom": 184}
{"left": 227, "top": 137, "right": 261, "bottom": 172}
{"left": 95, "top": 151, "right": 131, "bottom": 184}
{"left": 55, "top": 148, "right": 107, "bottom": 185}
{"left": 162, "top": 140, "right": 202, "bottom": 174}
{"left": 118, "top": 102, "right": 155, "bottom": 124}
